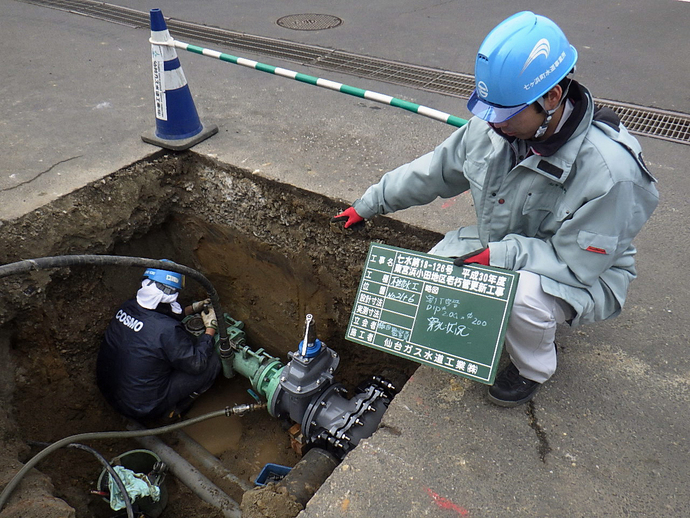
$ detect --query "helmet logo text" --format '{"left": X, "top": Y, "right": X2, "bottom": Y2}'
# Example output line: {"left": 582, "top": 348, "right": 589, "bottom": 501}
{"left": 477, "top": 81, "right": 489, "bottom": 99}
{"left": 522, "top": 51, "right": 567, "bottom": 92}
{"left": 521, "top": 38, "right": 550, "bottom": 75}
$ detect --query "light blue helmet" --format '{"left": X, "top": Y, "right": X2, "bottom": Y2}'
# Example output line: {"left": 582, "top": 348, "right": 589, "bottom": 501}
{"left": 467, "top": 11, "right": 578, "bottom": 123}
{"left": 143, "top": 259, "right": 185, "bottom": 291}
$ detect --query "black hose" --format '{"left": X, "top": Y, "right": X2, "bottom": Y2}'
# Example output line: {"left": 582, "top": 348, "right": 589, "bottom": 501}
{"left": 27, "top": 440, "right": 134, "bottom": 518}
{"left": 0, "top": 254, "right": 230, "bottom": 349}
{"left": 68, "top": 443, "right": 135, "bottom": 518}
{"left": 0, "top": 404, "right": 265, "bottom": 512}
{"left": 0, "top": 255, "right": 247, "bottom": 512}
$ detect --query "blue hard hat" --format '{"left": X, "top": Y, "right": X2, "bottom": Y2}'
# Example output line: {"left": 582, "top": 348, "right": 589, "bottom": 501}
{"left": 467, "top": 11, "right": 578, "bottom": 123}
{"left": 143, "top": 259, "right": 185, "bottom": 291}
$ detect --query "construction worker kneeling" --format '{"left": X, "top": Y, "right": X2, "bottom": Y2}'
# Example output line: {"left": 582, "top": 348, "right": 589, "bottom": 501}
{"left": 97, "top": 262, "right": 221, "bottom": 421}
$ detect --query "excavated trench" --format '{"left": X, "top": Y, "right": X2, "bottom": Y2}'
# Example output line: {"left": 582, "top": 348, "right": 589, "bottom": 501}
{"left": 0, "top": 152, "right": 443, "bottom": 518}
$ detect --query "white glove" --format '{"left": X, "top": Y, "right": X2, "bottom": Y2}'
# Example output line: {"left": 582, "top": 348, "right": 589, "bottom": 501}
{"left": 191, "top": 298, "right": 211, "bottom": 313}
{"left": 201, "top": 307, "right": 217, "bottom": 330}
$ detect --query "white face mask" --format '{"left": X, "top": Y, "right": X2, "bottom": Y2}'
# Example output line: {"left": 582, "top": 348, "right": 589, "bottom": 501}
{"left": 136, "top": 280, "right": 182, "bottom": 314}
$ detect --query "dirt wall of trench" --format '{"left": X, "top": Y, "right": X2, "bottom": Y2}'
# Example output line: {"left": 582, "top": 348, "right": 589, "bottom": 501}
{"left": 0, "top": 152, "right": 442, "bottom": 518}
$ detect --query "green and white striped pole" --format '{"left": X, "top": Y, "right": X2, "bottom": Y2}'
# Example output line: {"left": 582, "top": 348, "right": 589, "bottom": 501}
{"left": 152, "top": 36, "right": 469, "bottom": 128}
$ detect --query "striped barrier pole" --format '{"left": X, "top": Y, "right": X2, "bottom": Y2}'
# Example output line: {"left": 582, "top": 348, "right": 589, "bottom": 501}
{"left": 151, "top": 38, "right": 469, "bottom": 129}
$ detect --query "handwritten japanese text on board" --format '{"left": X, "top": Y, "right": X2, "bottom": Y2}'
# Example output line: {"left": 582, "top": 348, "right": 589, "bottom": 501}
{"left": 345, "top": 243, "right": 519, "bottom": 384}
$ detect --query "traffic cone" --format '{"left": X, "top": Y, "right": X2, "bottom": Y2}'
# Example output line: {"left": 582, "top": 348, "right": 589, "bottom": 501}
{"left": 141, "top": 8, "right": 218, "bottom": 151}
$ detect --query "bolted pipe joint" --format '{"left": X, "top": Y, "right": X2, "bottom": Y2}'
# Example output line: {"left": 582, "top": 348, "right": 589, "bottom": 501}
{"left": 300, "top": 376, "right": 394, "bottom": 458}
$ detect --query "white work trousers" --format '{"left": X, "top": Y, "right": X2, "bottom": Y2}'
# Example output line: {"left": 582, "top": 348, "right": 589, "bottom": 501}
{"left": 505, "top": 270, "right": 574, "bottom": 384}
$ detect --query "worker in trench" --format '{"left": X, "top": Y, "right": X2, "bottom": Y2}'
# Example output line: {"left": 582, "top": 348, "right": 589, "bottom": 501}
{"left": 332, "top": 11, "right": 658, "bottom": 407}
{"left": 97, "top": 263, "right": 221, "bottom": 421}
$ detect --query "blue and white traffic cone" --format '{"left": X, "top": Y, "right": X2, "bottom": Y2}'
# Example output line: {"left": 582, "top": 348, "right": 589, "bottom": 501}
{"left": 141, "top": 8, "right": 217, "bottom": 150}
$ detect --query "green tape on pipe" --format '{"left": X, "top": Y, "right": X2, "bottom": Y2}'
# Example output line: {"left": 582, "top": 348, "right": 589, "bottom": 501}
{"left": 339, "top": 84, "right": 368, "bottom": 99}
{"left": 389, "top": 97, "right": 422, "bottom": 113}
{"left": 295, "top": 73, "right": 319, "bottom": 86}
{"left": 255, "top": 62, "right": 277, "bottom": 74}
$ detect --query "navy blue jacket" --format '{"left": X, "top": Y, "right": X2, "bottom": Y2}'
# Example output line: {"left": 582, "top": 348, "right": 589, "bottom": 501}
{"left": 97, "top": 298, "right": 216, "bottom": 418}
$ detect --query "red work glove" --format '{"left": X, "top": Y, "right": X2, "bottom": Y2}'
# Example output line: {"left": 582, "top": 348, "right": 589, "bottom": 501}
{"left": 331, "top": 207, "right": 365, "bottom": 229}
{"left": 453, "top": 247, "right": 490, "bottom": 267}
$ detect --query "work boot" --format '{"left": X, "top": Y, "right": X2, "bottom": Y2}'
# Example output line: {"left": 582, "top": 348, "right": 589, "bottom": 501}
{"left": 488, "top": 363, "right": 541, "bottom": 407}
{"left": 171, "top": 390, "right": 201, "bottom": 419}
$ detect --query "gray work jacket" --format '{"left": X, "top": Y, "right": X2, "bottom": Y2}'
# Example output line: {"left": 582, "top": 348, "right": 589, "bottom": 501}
{"left": 353, "top": 86, "right": 658, "bottom": 326}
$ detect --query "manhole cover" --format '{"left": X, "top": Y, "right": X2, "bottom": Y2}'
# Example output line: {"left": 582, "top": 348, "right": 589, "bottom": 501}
{"left": 276, "top": 14, "right": 343, "bottom": 31}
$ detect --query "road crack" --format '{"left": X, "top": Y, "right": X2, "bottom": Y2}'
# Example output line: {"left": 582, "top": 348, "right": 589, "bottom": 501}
{"left": 2, "top": 155, "right": 83, "bottom": 192}
{"left": 526, "top": 401, "right": 551, "bottom": 463}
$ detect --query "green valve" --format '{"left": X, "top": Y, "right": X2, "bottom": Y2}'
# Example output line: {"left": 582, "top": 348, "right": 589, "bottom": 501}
{"left": 211, "top": 314, "right": 285, "bottom": 410}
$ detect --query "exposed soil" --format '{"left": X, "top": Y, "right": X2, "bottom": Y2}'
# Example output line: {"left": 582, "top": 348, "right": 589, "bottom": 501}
{"left": 0, "top": 152, "right": 441, "bottom": 517}
{"left": 241, "top": 483, "right": 303, "bottom": 518}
